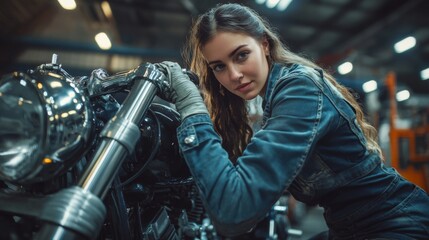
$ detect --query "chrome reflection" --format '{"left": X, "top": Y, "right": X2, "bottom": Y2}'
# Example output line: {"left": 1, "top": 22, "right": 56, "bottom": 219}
{"left": 0, "top": 70, "right": 94, "bottom": 184}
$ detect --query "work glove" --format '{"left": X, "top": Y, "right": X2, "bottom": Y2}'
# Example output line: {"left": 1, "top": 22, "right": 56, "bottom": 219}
{"left": 156, "top": 61, "right": 208, "bottom": 120}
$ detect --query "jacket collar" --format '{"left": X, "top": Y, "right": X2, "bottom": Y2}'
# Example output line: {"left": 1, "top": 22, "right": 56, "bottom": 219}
{"left": 262, "top": 62, "right": 299, "bottom": 109}
{"left": 262, "top": 62, "right": 282, "bottom": 109}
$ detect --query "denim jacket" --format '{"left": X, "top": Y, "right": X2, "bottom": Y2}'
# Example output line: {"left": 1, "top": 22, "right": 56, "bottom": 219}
{"left": 176, "top": 63, "right": 428, "bottom": 238}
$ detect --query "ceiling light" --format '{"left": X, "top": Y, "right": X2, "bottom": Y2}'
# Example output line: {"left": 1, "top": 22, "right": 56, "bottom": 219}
{"left": 362, "top": 80, "right": 377, "bottom": 93}
{"left": 266, "top": 0, "right": 280, "bottom": 8}
{"left": 337, "top": 62, "right": 353, "bottom": 75}
{"left": 420, "top": 68, "right": 429, "bottom": 80}
{"left": 394, "top": 36, "right": 416, "bottom": 53}
{"left": 277, "top": 0, "right": 292, "bottom": 11}
{"left": 57, "top": 0, "right": 76, "bottom": 10}
{"left": 95, "top": 32, "right": 112, "bottom": 50}
{"left": 101, "top": 1, "right": 113, "bottom": 19}
{"left": 396, "top": 90, "right": 410, "bottom": 102}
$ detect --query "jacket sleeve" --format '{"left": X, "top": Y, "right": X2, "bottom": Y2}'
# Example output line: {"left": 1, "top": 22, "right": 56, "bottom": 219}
{"left": 176, "top": 73, "right": 330, "bottom": 236}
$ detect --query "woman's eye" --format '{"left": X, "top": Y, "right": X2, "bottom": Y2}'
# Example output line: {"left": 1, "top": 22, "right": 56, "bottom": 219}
{"left": 237, "top": 51, "right": 249, "bottom": 61}
{"left": 212, "top": 64, "right": 225, "bottom": 72}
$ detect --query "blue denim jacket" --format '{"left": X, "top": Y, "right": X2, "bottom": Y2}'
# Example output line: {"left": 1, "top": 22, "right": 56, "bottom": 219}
{"left": 176, "top": 63, "right": 429, "bottom": 238}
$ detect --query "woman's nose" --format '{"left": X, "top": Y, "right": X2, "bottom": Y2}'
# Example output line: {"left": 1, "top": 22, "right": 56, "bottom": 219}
{"left": 228, "top": 65, "right": 243, "bottom": 81}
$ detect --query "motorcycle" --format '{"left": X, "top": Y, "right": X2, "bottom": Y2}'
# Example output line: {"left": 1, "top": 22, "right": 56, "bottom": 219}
{"left": 0, "top": 54, "right": 299, "bottom": 240}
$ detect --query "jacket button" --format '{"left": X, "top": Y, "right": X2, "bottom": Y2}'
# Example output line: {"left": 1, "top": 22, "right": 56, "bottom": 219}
{"left": 184, "top": 135, "right": 196, "bottom": 144}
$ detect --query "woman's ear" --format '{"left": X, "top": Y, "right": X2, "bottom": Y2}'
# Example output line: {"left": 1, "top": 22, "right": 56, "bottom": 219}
{"left": 262, "top": 37, "right": 270, "bottom": 56}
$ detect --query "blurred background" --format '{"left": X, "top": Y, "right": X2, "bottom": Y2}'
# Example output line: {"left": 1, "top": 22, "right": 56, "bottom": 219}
{"left": 1, "top": 0, "right": 428, "bottom": 238}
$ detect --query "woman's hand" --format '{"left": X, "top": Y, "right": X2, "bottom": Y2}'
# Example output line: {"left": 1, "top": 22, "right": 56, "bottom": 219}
{"left": 156, "top": 61, "right": 208, "bottom": 120}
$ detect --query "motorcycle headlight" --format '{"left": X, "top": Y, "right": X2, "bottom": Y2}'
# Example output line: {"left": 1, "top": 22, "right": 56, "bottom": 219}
{"left": 0, "top": 71, "right": 94, "bottom": 184}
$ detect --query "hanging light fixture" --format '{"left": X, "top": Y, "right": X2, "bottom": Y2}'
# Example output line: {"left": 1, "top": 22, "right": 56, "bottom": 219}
{"left": 277, "top": 0, "right": 293, "bottom": 11}
{"left": 394, "top": 36, "right": 416, "bottom": 53}
{"left": 337, "top": 62, "right": 353, "bottom": 75}
{"left": 266, "top": 0, "right": 280, "bottom": 8}
{"left": 420, "top": 67, "right": 429, "bottom": 80}
{"left": 396, "top": 90, "right": 410, "bottom": 102}
{"left": 362, "top": 80, "right": 377, "bottom": 93}
{"left": 95, "top": 32, "right": 112, "bottom": 50}
{"left": 255, "top": 0, "right": 292, "bottom": 11}
{"left": 57, "top": 0, "right": 76, "bottom": 10}
{"left": 101, "top": 1, "right": 113, "bottom": 19}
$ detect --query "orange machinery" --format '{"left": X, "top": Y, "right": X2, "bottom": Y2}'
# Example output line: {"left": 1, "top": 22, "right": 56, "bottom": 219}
{"left": 386, "top": 72, "right": 429, "bottom": 192}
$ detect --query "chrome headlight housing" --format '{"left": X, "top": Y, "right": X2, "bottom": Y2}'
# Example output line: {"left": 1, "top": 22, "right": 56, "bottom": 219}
{"left": 0, "top": 70, "right": 94, "bottom": 184}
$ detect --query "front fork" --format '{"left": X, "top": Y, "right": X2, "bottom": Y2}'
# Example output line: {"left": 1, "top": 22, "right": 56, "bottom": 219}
{"left": 35, "top": 63, "right": 165, "bottom": 240}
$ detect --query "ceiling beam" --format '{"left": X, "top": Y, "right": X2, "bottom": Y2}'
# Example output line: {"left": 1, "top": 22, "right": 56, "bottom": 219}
{"left": 0, "top": 36, "right": 181, "bottom": 58}
{"left": 326, "top": 0, "right": 424, "bottom": 59}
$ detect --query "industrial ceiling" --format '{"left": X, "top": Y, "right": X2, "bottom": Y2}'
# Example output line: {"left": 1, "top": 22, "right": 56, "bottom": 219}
{"left": 1, "top": 0, "right": 428, "bottom": 111}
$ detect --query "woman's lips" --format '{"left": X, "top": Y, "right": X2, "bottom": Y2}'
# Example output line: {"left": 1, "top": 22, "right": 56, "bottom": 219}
{"left": 236, "top": 82, "right": 252, "bottom": 92}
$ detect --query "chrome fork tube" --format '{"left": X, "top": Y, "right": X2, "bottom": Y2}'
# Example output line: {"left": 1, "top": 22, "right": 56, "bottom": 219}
{"left": 78, "top": 79, "right": 157, "bottom": 198}
{"left": 36, "top": 63, "right": 166, "bottom": 240}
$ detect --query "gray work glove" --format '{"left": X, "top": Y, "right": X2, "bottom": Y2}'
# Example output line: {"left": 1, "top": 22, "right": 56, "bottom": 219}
{"left": 156, "top": 61, "right": 208, "bottom": 120}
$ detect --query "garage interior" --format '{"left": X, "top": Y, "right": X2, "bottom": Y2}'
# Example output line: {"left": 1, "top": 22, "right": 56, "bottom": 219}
{"left": 0, "top": 0, "right": 428, "bottom": 239}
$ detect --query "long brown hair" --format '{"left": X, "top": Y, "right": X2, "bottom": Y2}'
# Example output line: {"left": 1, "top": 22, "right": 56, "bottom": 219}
{"left": 183, "top": 3, "right": 382, "bottom": 162}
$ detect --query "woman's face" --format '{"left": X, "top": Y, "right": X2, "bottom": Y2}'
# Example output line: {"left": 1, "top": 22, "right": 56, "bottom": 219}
{"left": 202, "top": 31, "right": 270, "bottom": 100}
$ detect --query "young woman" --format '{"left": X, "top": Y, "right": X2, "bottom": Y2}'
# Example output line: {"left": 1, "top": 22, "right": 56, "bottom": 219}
{"left": 156, "top": 3, "right": 429, "bottom": 239}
